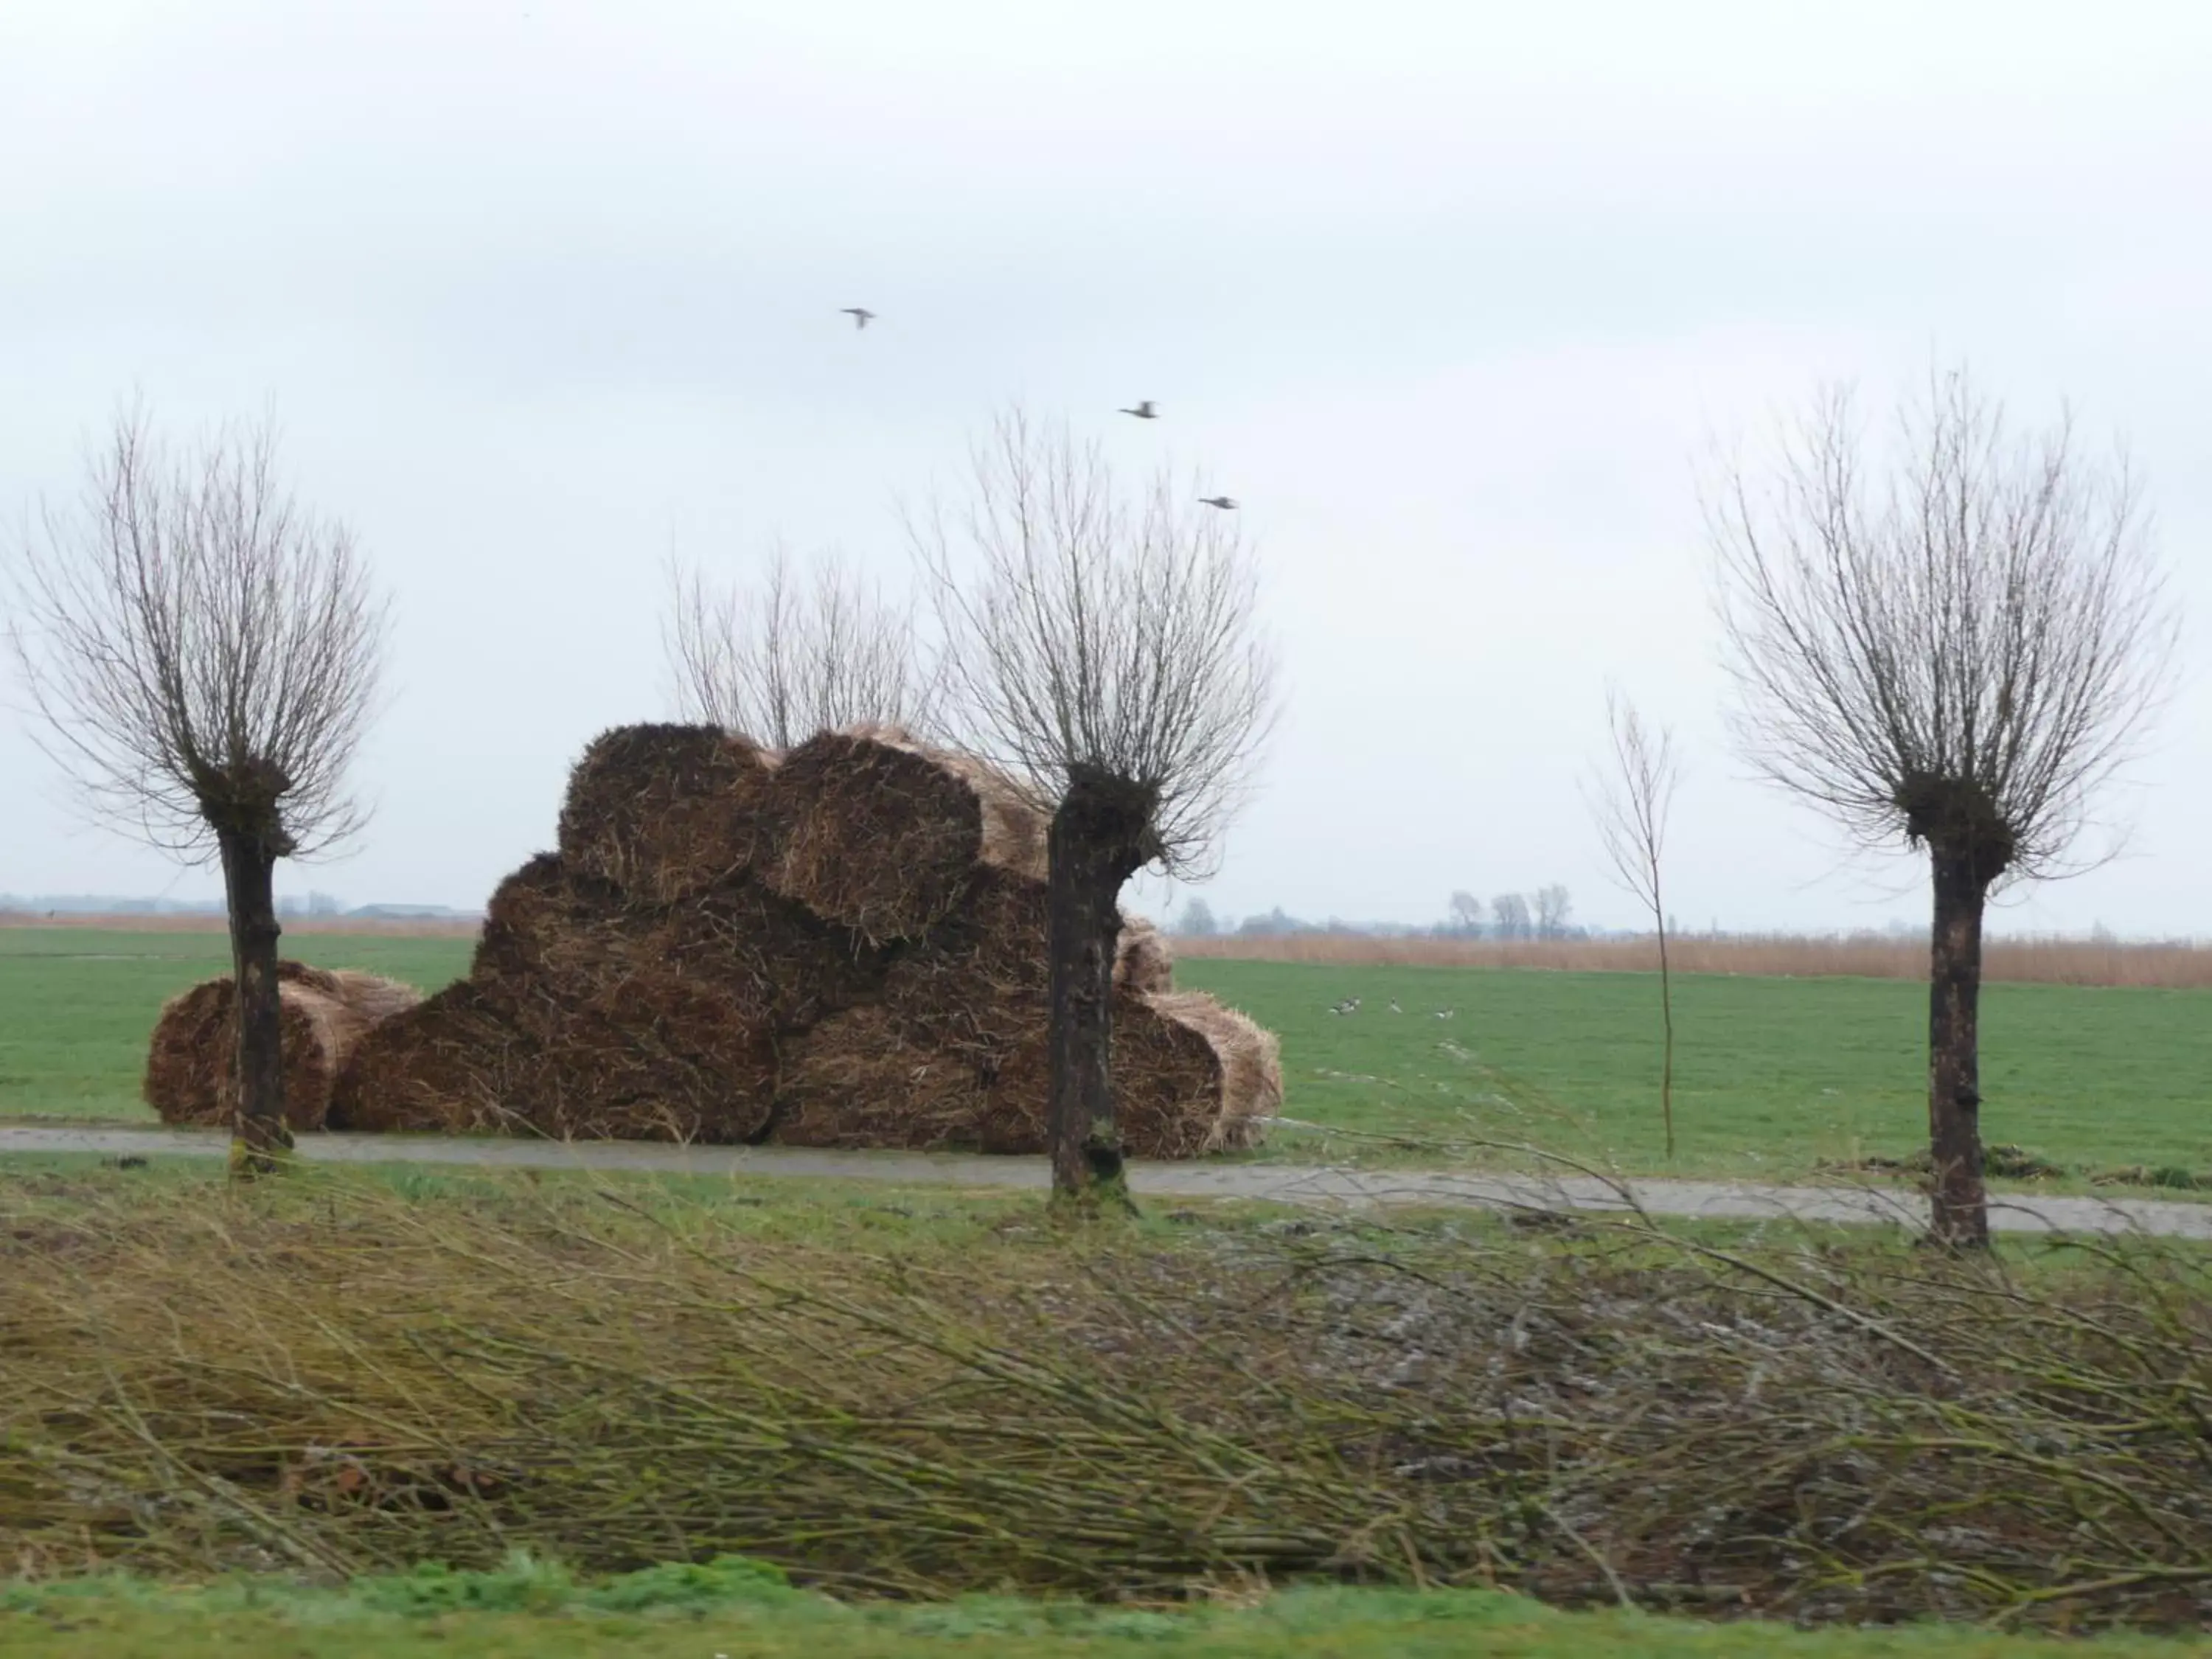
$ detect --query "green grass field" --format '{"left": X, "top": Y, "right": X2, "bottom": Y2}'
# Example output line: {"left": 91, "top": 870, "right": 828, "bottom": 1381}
{"left": 2, "top": 1562, "right": 2197, "bottom": 1658}
{"left": 4, "top": 928, "right": 2209, "bottom": 1182}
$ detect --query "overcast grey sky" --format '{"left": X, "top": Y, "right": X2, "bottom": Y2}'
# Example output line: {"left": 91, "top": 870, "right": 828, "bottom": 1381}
{"left": 4, "top": 0, "right": 2208, "bottom": 933}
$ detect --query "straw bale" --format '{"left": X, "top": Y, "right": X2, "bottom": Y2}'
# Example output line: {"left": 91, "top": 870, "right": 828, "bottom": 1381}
{"left": 762, "top": 726, "right": 1047, "bottom": 942}
{"left": 882, "top": 871, "right": 1170, "bottom": 1040}
{"left": 771, "top": 989, "right": 1248, "bottom": 1158}
{"left": 1113, "top": 914, "right": 1175, "bottom": 995}
{"left": 556, "top": 723, "right": 780, "bottom": 904}
{"left": 769, "top": 1004, "right": 1006, "bottom": 1151}
{"left": 329, "top": 981, "right": 540, "bottom": 1135}
{"left": 330, "top": 980, "right": 777, "bottom": 1143}
{"left": 1138, "top": 990, "right": 1281, "bottom": 1151}
{"left": 476, "top": 852, "right": 882, "bottom": 1041}
{"left": 145, "top": 962, "right": 422, "bottom": 1133}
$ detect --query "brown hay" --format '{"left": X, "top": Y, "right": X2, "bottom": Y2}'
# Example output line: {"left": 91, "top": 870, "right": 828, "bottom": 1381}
{"left": 762, "top": 726, "right": 1047, "bottom": 943}
{"left": 1113, "top": 914, "right": 1175, "bottom": 995}
{"left": 556, "top": 723, "right": 781, "bottom": 905}
{"left": 309, "top": 726, "right": 1277, "bottom": 1158}
{"left": 773, "top": 990, "right": 1249, "bottom": 1159}
{"left": 333, "top": 981, "right": 774, "bottom": 1144}
{"left": 329, "top": 982, "right": 538, "bottom": 1135}
{"left": 1140, "top": 990, "right": 1281, "bottom": 1151}
{"left": 477, "top": 853, "right": 880, "bottom": 1040}
{"left": 145, "top": 963, "right": 422, "bottom": 1133}
{"left": 883, "top": 873, "right": 1168, "bottom": 1041}
{"left": 770, "top": 1004, "right": 1004, "bottom": 1151}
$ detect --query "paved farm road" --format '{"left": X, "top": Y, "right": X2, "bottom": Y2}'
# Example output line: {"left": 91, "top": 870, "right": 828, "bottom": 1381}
{"left": 5, "top": 1124, "right": 2210, "bottom": 1239}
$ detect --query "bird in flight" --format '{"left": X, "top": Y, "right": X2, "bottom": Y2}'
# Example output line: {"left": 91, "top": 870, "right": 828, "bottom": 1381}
{"left": 1119, "top": 400, "right": 1158, "bottom": 420}
{"left": 841, "top": 307, "right": 876, "bottom": 330}
{"left": 1199, "top": 495, "right": 1238, "bottom": 510}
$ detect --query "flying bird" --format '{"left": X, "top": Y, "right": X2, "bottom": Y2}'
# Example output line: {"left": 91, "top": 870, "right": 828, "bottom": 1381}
{"left": 1433, "top": 1008, "right": 1455, "bottom": 1020}
{"left": 841, "top": 307, "right": 876, "bottom": 330}
{"left": 1198, "top": 495, "right": 1238, "bottom": 510}
{"left": 1119, "top": 400, "right": 1158, "bottom": 419}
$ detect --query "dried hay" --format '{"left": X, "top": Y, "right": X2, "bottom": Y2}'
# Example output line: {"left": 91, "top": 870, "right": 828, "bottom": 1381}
{"left": 770, "top": 1004, "right": 1006, "bottom": 1151}
{"left": 772, "top": 990, "right": 1256, "bottom": 1159}
{"left": 145, "top": 962, "right": 422, "bottom": 1133}
{"left": 333, "top": 980, "right": 776, "bottom": 1144}
{"left": 330, "top": 982, "right": 539, "bottom": 1135}
{"left": 477, "top": 851, "right": 877, "bottom": 1044}
{"left": 285, "top": 723, "right": 1276, "bottom": 1158}
{"left": 883, "top": 872, "right": 1168, "bottom": 1043}
{"left": 556, "top": 723, "right": 780, "bottom": 904}
{"left": 762, "top": 726, "right": 1047, "bottom": 943}
{"left": 1113, "top": 914, "right": 1175, "bottom": 995}
{"left": 1139, "top": 990, "right": 1281, "bottom": 1151}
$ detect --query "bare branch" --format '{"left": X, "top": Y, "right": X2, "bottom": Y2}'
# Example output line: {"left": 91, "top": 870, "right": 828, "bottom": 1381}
{"left": 664, "top": 545, "right": 934, "bottom": 747}
{"left": 6, "top": 408, "right": 389, "bottom": 864}
{"left": 1708, "top": 368, "right": 2176, "bottom": 886}
{"left": 1587, "top": 686, "right": 1681, "bottom": 922}
{"left": 914, "top": 409, "right": 1279, "bottom": 879}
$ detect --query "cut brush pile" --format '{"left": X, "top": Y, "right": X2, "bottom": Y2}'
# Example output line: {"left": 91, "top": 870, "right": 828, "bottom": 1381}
{"left": 167, "top": 721, "right": 1283, "bottom": 1153}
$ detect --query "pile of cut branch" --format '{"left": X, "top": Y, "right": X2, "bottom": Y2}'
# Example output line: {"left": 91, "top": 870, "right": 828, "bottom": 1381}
{"left": 4, "top": 1178, "right": 2209, "bottom": 1633}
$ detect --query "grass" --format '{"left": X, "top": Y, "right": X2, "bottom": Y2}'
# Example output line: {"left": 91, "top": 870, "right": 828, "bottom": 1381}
{"left": 1173, "top": 958, "right": 2212, "bottom": 1183}
{"left": 3, "top": 1560, "right": 2200, "bottom": 1656}
{"left": 6, "top": 927, "right": 2211, "bottom": 1188}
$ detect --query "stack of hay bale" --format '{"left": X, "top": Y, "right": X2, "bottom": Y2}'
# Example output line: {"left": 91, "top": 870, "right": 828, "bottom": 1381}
{"left": 286, "top": 723, "right": 1279, "bottom": 1155}
{"left": 143, "top": 961, "right": 423, "bottom": 1131}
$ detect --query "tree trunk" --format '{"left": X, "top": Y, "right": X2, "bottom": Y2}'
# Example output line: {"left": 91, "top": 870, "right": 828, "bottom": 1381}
{"left": 1656, "top": 917, "right": 1675, "bottom": 1161}
{"left": 1044, "top": 769, "right": 1155, "bottom": 1216}
{"left": 218, "top": 827, "right": 291, "bottom": 1177}
{"left": 1926, "top": 849, "right": 1990, "bottom": 1248}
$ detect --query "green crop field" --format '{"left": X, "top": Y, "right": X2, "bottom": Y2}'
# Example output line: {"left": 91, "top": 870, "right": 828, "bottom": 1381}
{"left": 4, "top": 928, "right": 2209, "bottom": 1184}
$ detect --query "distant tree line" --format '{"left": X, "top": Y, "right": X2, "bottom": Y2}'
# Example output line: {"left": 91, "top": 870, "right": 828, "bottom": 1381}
{"left": 1174, "top": 886, "right": 1583, "bottom": 941}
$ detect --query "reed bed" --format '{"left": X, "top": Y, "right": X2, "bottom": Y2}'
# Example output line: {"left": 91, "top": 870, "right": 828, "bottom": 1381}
{"left": 3, "top": 1173, "right": 2211, "bottom": 1632}
{"left": 1177, "top": 931, "right": 2212, "bottom": 988}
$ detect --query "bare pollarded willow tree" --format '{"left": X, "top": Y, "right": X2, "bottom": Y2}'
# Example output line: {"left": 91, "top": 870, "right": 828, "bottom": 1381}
{"left": 6, "top": 411, "right": 389, "bottom": 1174}
{"left": 1711, "top": 368, "right": 2175, "bottom": 1247}
{"left": 1587, "top": 687, "right": 1683, "bottom": 1159}
{"left": 664, "top": 545, "right": 934, "bottom": 747}
{"left": 919, "top": 411, "right": 1278, "bottom": 1210}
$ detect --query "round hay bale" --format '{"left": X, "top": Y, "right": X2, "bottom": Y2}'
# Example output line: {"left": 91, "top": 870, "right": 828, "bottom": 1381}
{"left": 1139, "top": 990, "right": 1281, "bottom": 1152}
{"left": 768, "top": 1004, "right": 1003, "bottom": 1151}
{"left": 338, "top": 981, "right": 774, "bottom": 1144}
{"left": 762, "top": 726, "right": 1047, "bottom": 943}
{"left": 978, "top": 992, "right": 1231, "bottom": 1161}
{"left": 477, "top": 853, "right": 880, "bottom": 1044}
{"left": 557, "top": 723, "right": 781, "bottom": 904}
{"left": 145, "top": 961, "right": 422, "bottom": 1133}
{"left": 878, "top": 869, "right": 1051, "bottom": 1052}
{"left": 330, "top": 981, "right": 537, "bottom": 1135}
{"left": 338, "top": 850, "right": 835, "bottom": 1146}
{"left": 772, "top": 987, "right": 1259, "bottom": 1160}
{"left": 881, "top": 874, "right": 1166, "bottom": 1044}
{"left": 1113, "top": 914, "right": 1175, "bottom": 995}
